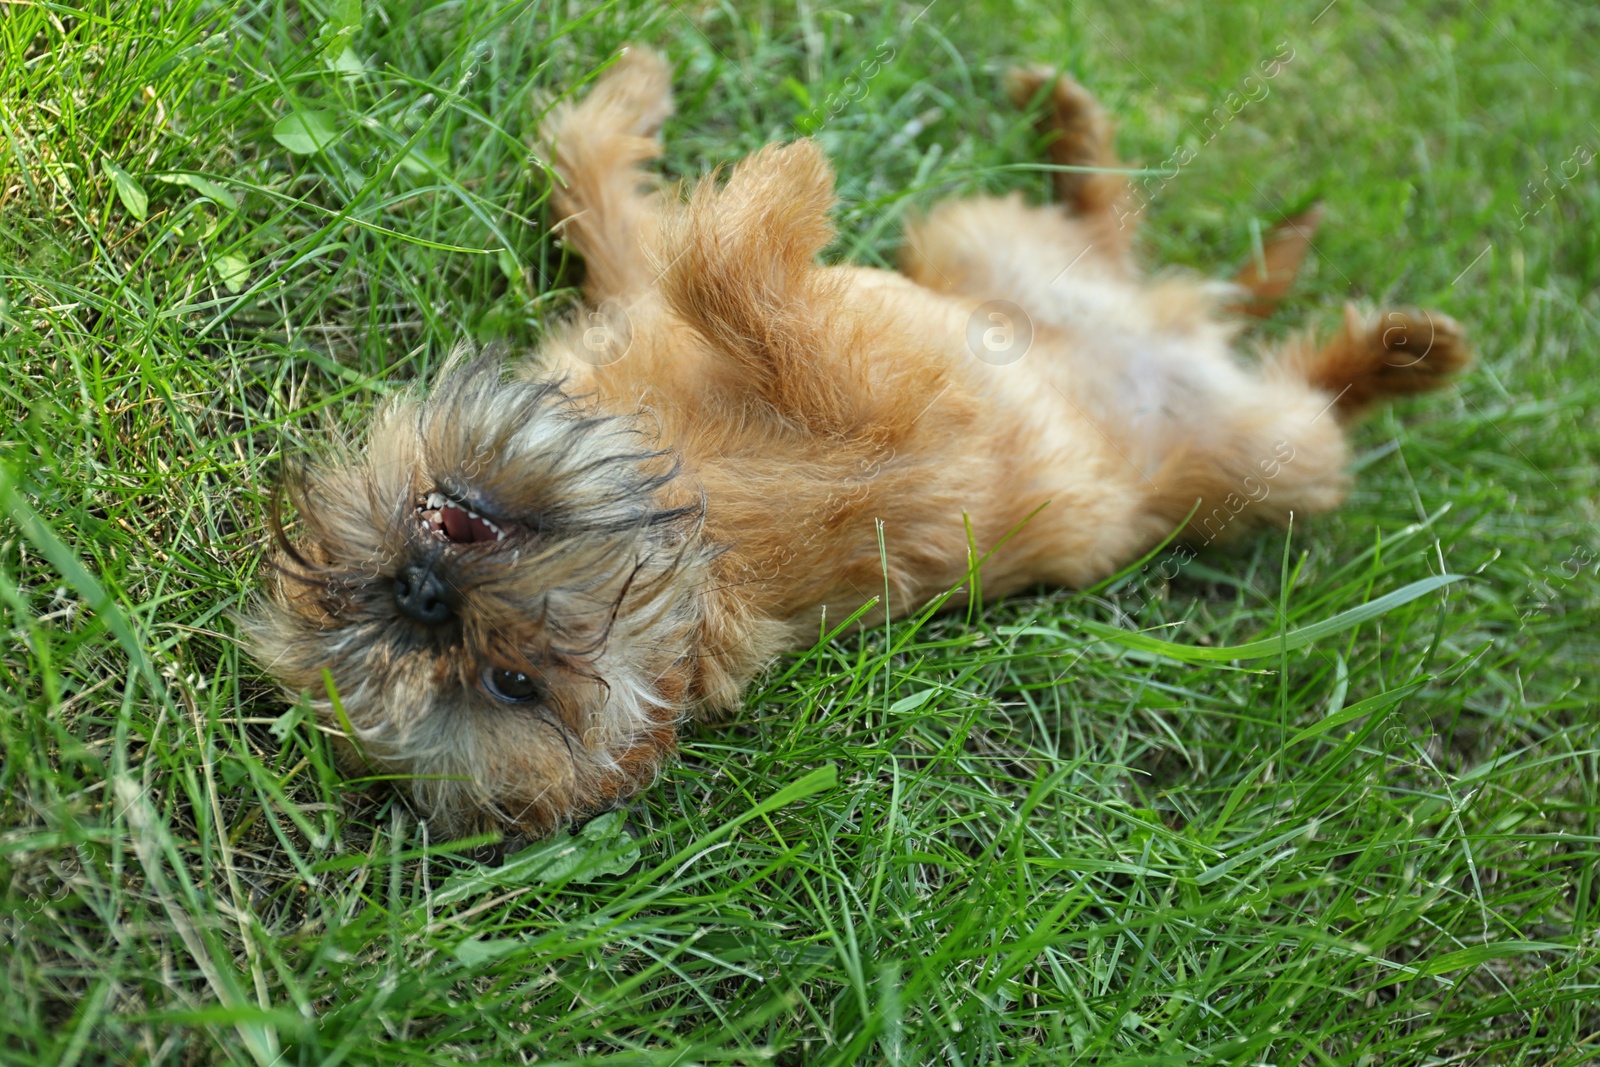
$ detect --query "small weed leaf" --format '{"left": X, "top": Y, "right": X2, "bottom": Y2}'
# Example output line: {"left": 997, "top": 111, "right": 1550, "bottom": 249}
{"left": 454, "top": 937, "right": 523, "bottom": 966}
{"left": 326, "top": 0, "right": 361, "bottom": 34}
{"left": 397, "top": 145, "right": 437, "bottom": 176}
{"left": 317, "top": 0, "right": 362, "bottom": 62}
{"left": 328, "top": 46, "right": 365, "bottom": 75}
{"left": 169, "top": 204, "right": 217, "bottom": 244}
{"left": 888, "top": 687, "right": 938, "bottom": 714}
{"left": 431, "top": 812, "right": 641, "bottom": 906}
{"left": 495, "top": 247, "right": 520, "bottom": 282}
{"left": 153, "top": 173, "right": 239, "bottom": 214}
{"left": 102, "top": 159, "right": 147, "bottom": 220}
{"left": 273, "top": 111, "right": 341, "bottom": 155}
{"left": 266, "top": 705, "right": 300, "bottom": 741}
{"left": 214, "top": 254, "right": 250, "bottom": 294}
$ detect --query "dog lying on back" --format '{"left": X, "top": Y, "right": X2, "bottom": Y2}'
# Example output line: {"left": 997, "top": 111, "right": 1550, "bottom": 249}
{"left": 244, "top": 47, "right": 1468, "bottom": 837}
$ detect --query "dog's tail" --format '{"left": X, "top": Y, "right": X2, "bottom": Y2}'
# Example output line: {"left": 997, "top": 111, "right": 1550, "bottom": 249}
{"left": 1267, "top": 305, "right": 1472, "bottom": 421}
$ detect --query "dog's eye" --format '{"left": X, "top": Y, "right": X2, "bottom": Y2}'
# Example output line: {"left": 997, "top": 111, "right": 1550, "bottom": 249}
{"left": 483, "top": 667, "right": 542, "bottom": 703}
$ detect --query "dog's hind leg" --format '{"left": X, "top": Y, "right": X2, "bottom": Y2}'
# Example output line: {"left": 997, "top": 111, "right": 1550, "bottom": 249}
{"left": 1005, "top": 67, "right": 1134, "bottom": 246}
{"left": 540, "top": 48, "right": 674, "bottom": 302}
{"left": 1266, "top": 306, "right": 1472, "bottom": 420}
{"left": 900, "top": 70, "right": 1134, "bottom": 302}
{"left": 1225, "top": 204, "right": 1326, "bottom": 319}
{"left": 1141, "top": 307, "right": 1471, "bottom": 540}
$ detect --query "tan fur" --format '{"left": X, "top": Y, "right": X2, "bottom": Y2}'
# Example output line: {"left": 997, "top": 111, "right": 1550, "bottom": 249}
{"left": 244, "top": 49, "right": 1471, "bottom": 838}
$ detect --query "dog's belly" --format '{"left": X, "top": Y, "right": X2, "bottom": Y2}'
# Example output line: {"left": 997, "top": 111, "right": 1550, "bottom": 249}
{"left": 853, "top": 265, "right": 1242, "bottom": 482}
{"left": 799, "top": 271, "right": 1186, "bottom": 599}
{"left": 561, "top": 267, "right": 1252, "bottom": 620}
{"left": 1076, "top": 329, "right": 1247, "bottom": 473}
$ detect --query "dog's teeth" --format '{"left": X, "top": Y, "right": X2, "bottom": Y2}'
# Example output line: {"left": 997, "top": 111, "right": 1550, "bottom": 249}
{"left": 470, "top": 510, "right": 498, "bottom": 531}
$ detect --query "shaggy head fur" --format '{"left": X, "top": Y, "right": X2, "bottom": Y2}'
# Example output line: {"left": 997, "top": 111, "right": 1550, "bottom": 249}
{"left": 242, "top": 359, "right": 711, "bottom": 837}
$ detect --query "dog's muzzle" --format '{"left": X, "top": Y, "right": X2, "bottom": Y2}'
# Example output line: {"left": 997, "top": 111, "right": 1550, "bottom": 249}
{"left": 394, "top": 558, "right": 455, "bottom": 625}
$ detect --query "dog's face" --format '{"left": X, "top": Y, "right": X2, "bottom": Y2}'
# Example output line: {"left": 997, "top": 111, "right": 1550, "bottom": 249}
{"left": 242, "top": 360, "right": 709, "bottom": 837}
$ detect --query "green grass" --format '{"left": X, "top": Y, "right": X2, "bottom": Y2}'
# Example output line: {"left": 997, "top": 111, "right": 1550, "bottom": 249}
{"left": 2, "top": 0, "right": 1598, "bottom": 1062}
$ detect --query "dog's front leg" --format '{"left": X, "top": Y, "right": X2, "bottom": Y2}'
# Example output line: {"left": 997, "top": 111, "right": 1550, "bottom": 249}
{"left": 541, "top": 47, "right": 674, "bottom": 303}
{"left": 655, "top": 139, "right": 873, "bottom": 435}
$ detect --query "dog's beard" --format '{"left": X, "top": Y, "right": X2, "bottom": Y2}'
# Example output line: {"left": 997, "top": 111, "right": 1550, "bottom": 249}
{"left": 241, "top": 359, "right": 710, "bottom": 837}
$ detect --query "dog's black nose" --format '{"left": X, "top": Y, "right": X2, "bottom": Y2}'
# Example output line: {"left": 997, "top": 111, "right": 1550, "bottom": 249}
{"left": 394, "top": 560, "right": 454, "bottom": 625}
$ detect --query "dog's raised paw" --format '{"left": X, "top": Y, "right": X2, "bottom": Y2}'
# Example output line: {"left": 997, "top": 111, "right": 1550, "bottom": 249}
{"left": 1291, "top": 305, "right": 1472, "bottom": 418}
{"left": 1373, "top": 307, "right": 1471, "bottom": 384}
{"left": 1003, "top": 66, "right": 1123, "bottom": 216}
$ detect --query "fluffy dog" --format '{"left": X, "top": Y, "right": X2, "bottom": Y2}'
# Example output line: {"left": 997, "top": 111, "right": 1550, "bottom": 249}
{"left": 243, "top": 48, "right": 1468, "bottom": 837}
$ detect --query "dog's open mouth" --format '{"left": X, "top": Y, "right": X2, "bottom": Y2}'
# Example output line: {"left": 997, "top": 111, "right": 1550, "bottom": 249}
{"left": 417, "top": 490, "right": 508, "bottom": 544}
